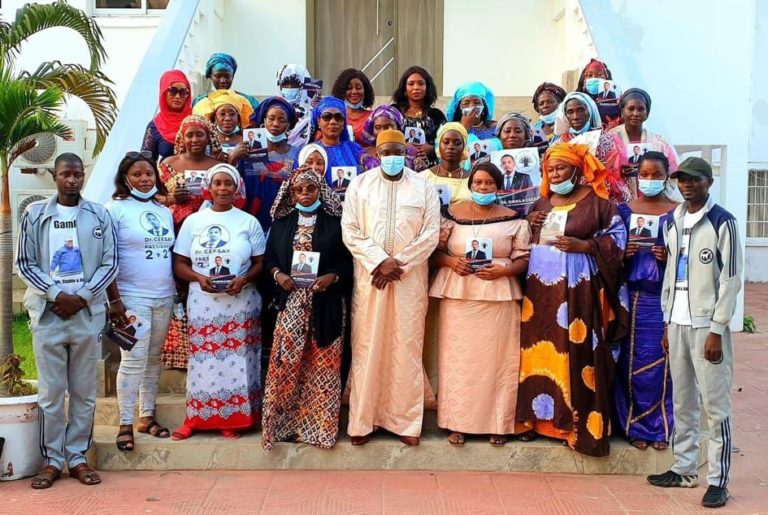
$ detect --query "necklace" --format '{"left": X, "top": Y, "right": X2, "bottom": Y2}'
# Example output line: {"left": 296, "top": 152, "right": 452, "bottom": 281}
{"left": 298, "top": 213, "right": 317, "bottom": 227}
{"left": 470, "top": 202, "right": 495, "bottom": 238}
{"left": 438, "top": 165, "right": 463, "bottom": 179}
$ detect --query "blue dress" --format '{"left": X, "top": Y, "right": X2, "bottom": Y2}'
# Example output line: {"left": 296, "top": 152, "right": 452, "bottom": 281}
{"left": 239, "top": 145, "right": 300, "bottom": 232}
{"left": 142, "top": 121, "right": 175, "bottom": 162}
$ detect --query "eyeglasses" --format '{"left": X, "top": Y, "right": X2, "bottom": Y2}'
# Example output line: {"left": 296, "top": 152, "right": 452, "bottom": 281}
{"left": 292, "top": 184, "right": 319, "bottom": 194}
{"left": 125, "top": 151, "right": 153, "bottom": 159}
{"left": 167, "top": 86, "right": 190, "bottom": 98}
{"left": 319, "top": 112, "right": 345, "bottom": 123}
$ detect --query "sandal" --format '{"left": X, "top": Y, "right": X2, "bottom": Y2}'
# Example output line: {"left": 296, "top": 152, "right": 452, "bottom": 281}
{"left": 31, "top": 465, "right": 61, "bottom": 489}
{"left": 221, "top": 430, "right": 240, "bottom": 439}
{"left": 137, "top": 420, "right": 170, "bottom": 439}
{"left": 351, "top": 434, "right": 371, "bottom": 446}
{"left": 69, "top": 463, "right": 101, "bottom": 486}
{"left": 630, "top": 438, "right": 649, "bottom": 450}
{"left": 115, "top": 427, "right": 134, "bottom": 451}
{"left": 490, "top": 434, "right": 507, "bottom": 447}
{"left": 652, "top": 441, "right": 669, "bottom": 451}
{"left": 171, "top": 426, "right": 193, "bottom": 441}
{"left": 518, "top": 431, "right": 538, "bottom": 442}
{"left": 448, "top": 431, "right": 465, "bottom": 447}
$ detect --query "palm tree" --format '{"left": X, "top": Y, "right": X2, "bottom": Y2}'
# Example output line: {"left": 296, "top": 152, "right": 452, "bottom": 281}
{"left": 0, "top": 1, "right": 118, "bottom": 359}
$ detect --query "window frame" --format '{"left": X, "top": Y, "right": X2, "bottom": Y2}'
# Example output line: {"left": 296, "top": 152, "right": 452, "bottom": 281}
{"left": 747, "top": 168, "right": 768, "bottom": 245}
{"left": 92, "top": 0, "right": 168, "bottom": 16}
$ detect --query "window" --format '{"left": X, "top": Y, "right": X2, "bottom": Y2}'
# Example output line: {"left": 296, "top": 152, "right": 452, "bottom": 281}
{"left": 93, "top": 0, "right": 168, "bottom": 15}
{"left": 747, "top": 170, "right": 768, "bottom": 238}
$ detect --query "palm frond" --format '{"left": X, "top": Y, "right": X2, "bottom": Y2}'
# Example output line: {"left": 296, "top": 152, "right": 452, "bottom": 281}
{"left": 20, "top": 61, "right": 118, "bottom": 155}
{"left": 1, "top": 1, "right": 107, "bottom": 72}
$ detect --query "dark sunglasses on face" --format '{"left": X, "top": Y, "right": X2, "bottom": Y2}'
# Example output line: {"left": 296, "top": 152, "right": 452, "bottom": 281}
{"left": 319, "top": 112, "right": 345, "bottom": 123}
{"left": 167, "top": 86, "right": 190, "bottom": 98}
{"left": 125, "top": 151, "right": 153, "bottom": 159}
{"left": 292, "top": 184, "right": 319, "bottom": 194}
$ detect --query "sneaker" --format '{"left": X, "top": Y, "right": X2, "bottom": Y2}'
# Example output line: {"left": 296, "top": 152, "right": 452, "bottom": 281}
{"left": 647, "top": 470, "right": 699, "bottom": 488}
{"left": 701, "top": 485, "right": 728, "bottom": 508}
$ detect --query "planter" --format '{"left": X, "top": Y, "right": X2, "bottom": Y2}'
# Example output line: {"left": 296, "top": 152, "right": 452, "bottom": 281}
{"left": 0, "top": 383, "right": 43, "bottom": 481}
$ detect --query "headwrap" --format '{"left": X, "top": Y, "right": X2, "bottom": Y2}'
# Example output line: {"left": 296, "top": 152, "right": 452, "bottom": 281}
{"left": 201, "top": 163, "right": 246, "bottom": 206}
{"left": 435, "top": 122, "right": 469, "bottom": 164}
{"left": 205, "top": 53, "right": 237, "bottom": 79}
{"left": 496, "top": 112, "right": 534, "bottom": 145}
{"left": 446, "top": 82, "right": 495, "bottom": 123}
{"left": 553, "top": 92, "right": 603, "bottom": 137}
{"left": 270, "top": 167, "right": 343, "bottom": 221}
{"left": 298, "top": 143, "right": 329, "bottom": 177}
{"left": 360, "top": 105, "right": 404, "bottom": 147}
{"left": 532, "top": 82, "right": 567, "bottom": 113}
{"left": 619, "top": 88, "right": 652, "bottom": 115}
{"left": 541, "top": 143, "right": 608, "bottom": 199}
{"left": 577, "top": 59, "right": 613, "bottom": 92}
{"left": 192, "top": 89, "right": 254, "bottom": 129}
{"left": 311, "top": 97, "right": 350, "bottom": 142}
{"left": 153, "top": 70, "right": 192, "bottom": 143}
{"left": 173, "top": 115, "right": 222, "bottom": 156}
{"left": 276, "top": 64, "right": 310, "bottom": 89}
{"left": 376, "top": 128, "right": 406, "bottom": 147}
{"left": 250, "top": 96, "right": 297, "bottom": 130}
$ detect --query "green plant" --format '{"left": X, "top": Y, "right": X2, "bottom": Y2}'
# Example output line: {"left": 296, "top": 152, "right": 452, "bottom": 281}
{"left": 743, "top": 315, "right": 757, "bottom": 334}
{"left": 0, "top": 354, "right": 37, "bottom": 397}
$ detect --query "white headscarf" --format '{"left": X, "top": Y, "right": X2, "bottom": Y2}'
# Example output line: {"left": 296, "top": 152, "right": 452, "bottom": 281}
{"left": 297, "top": 143, "right": 329, "bottom": 177}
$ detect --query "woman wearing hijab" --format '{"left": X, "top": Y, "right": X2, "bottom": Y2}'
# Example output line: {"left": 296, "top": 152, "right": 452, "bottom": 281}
{"left": 531, "top": 82, "right": 567, "bottom": 142}
{"left": 552, "top": 92, "right": 632, "bottom": 204}
{"left": 446, "top": 82, "right": 500, "bottom": 142}
{"left": 331, "top": 68, "right": 375, "bottom": 143}
{"left": 306, "top": 97, "right": 364, "bottom": 186}
{"left": 298, "top": 143, "right": 330, "bottom": 179}
{"left": 422, "top": 122, "right": 472, "bottom": 206}
{"left": 171, "top": 163, "right": 266, "bottom": 440}
{"left": 276, "top": 64, "right": 320, "bottom": 147}
{"left": 142, "top": 70, "right": 192, "bottom": 162}
{"left": 192, "top": 52, "right": 259, "bottom": 110}
{"left": 516, "top": 143, "right": 628, "bottom": 457}
{"left": 233, "top": 97, "right": 301, "bottom": 232}
{"left": 261, "top": 168, "right": 353, "bottom": 450}
{"left": 576, "top": 59, "right": 621, "bottom": 130}
{"left": 358, "top": 105, "right": 428, "bottom": 171}
{"left": 193, "top": 89, "right": 254, "bottom": 154}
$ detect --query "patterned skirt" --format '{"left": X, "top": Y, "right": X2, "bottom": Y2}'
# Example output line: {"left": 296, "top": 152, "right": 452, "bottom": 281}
{"left": 161, "top": 317, "right": 188, "bottom": 369}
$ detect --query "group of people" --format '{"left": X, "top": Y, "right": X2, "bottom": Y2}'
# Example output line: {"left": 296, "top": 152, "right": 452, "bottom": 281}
{"left": 15, "top": 54, "right": 741, "bottom": 509}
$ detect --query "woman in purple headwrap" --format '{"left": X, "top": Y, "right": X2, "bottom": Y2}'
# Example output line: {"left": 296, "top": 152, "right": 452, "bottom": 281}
{"left": 358, "top": 105, "right": 428, "bottom": 171}
{"left": 192, "top": 52, "right": 259, "bottom": 111}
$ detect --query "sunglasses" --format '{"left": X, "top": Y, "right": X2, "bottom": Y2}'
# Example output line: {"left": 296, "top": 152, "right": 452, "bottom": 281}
{"left": 319, "top": 112, "right": 345, "bottom": 123}
{"left": 292, "top": 184, "right": 319, "bottom": 194}
{"left": 125, "top": 151, "right": 153, "bottom": 159}
{"left": 167, "top": 86, "right": 190, "bottom": 98}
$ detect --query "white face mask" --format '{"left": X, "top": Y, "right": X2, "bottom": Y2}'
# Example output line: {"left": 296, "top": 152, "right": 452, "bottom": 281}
{"left": 281, "top": 87, "right": 300, "bottom": 101}
{"left": 129, "top": 184, "right": 157, "bottom": 200}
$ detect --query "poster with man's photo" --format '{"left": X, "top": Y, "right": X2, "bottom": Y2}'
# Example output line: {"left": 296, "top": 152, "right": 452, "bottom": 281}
{"left": 405, "top": 127, "right": 426, "bottom": 145}
{"left": 330, "top": 166, "right": 356, "bottom": 201}
{"left": 469, "top": 140, "right": 493, "bottom": 162}
{"left": 628, "top": 213, "right": 660, "bottom": 248}
{"left": 242, "top": 128, "right": 269, "bottom": 163}
{"left": 491, "top": 148, "right": 541, "bottom": 216}
{"left": 540, "top": 210, "right": 568, "bottom": 244}
{"left": 184, "top": 170, "right": 204, "bottom": 195}
{"left": 596, "top": 79, "right": 622, "bottom": 103}
{"left": 465, "top": 237, "right": 493, "bottom": 272}
{"left": 291, "top": 250, "right": 320, "bottom": 288}
{"left": 123, "top": 310, "right": 150, "bottom": 340}
{"left": 626, "top": 143, "right": 654, "bottom": 167}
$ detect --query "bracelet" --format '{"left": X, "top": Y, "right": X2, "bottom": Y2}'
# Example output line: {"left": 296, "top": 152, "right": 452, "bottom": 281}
{"left": 109, "top": 298, "right": 122, "bottom": 305}
{"left": 272, "top": 269, "right": 281, "bottom": 281}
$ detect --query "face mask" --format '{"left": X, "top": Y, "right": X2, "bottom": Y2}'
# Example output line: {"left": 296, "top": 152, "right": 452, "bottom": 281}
{"left": 380, "top": 155, "right": 405, "bottom": 176}
{"left": 281, "top": 87, "right": 300, "bottom": 101}
{"left": 217, "top": 124, "right": 240, "bottom": 136}
{"left": 549, "top": 172, "right": 576, "bottom": 195}
{"left": 296, "top": 199, "right": 321, "bottom": 213}
{"left": 345, "top": 100, "right": 364, "bottom": 110}
{"left": 462, "top": 106, "right": 482, "bottom": 117}
{"left": 585, "top": 78, "right": 601, "bottom": 95}
{"left": 129, "top": 185, "right": 157, "bottom": 200}
{"left": 568, "top": 115, "right": 592, "bottom": 137}
{"left": 471, "top": 191, "right": 497, "bottom": 206}
{"left": 540, "top": 111, "right": 557, "bottom": 125}
{"left": 638, "top": 179, "right": 666, "bottom": 197}
{"left": 265, "top": 131, "right": 287, "bottom": 143}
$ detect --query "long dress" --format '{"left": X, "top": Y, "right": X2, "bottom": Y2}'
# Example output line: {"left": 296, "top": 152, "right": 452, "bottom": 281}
{"left": 613, "top": 204, "right": 674, "bottom": 443}
{"left": 430, "top": 211, "right": 531, "bottom": 434}
{"left": 516, "top": 190, "right": 629, "bottom": 457}
{"left": 341, "top": 168, "right": 441, "bottom": 437}
{"left": 239, "top": 145, "right": 300, "bottom": 232}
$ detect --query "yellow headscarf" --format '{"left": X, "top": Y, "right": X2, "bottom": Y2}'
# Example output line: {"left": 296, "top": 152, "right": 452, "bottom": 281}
{"left": 541, "top": 143, "right": 608, "bottom": 199}
{"left": 192, "top": 89, "right": 254, "bottom": 128}
{"left": 435, "top": 122, "right": 469, "bottom": 164}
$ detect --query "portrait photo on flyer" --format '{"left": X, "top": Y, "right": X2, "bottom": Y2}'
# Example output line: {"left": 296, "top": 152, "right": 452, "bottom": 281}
{"left": 465, "top": 237, "right": 493, "bottom": 272}
{"left": 540, "top": 211, "right": 568, "bottom": 243}
{"left": 628, "top": 213, "right": 660, "bottom": 247}
{"left": 291, "top": 250, "right": 320, "bottom": 288}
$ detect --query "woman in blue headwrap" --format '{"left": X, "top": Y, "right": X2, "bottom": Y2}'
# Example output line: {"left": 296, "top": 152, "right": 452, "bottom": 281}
{"left": 301, "top": 97, "right": 364, "bottom": 187}
{"left": 233, "top": 97, "right": 301, "bottom": 231}
{"left": 192, "top": 52, "right": 259, "bottom": 111}
{"left": 446, "top": 82, "right": 499, "bottom": 141}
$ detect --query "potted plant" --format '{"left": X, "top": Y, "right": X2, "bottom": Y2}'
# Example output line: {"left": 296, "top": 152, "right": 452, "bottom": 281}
{"left": 0, "top": 354, "right": 42, "bottom": 480}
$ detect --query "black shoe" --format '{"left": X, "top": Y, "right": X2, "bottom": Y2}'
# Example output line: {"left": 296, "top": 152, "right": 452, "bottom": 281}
{"left": 701, "top": 485, "right": 728, "bottom": 508}
{"left": 647, "top": 470, "right": 699, "bottom": 488}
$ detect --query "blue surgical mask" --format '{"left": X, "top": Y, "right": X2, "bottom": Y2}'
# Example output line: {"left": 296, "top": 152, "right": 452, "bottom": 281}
{"left": 265, "top": 131, "right": 287, "bottom": 143}
{"left": 296, "top": 199, "right": 321, "bottom": 212}
{"left": 540, "top": 111, "right": 557, "bottom": 125}
{"left": 550, "top": 173, "right": 576, "bottom": 195}
{"left": 345, "top": 100, "right": 364, "bottom": 110}
{"left": 638, "top": 179, "right": 666, "bottom": 197}
{"left": 585, "top": 78, "right": 601, "bottom": 95}
{"left": 218, "top": 124, "right": 240, "bottom": 136}
{"left": 462, "top": 106, "right": 482, "bottom": 117}
{"left": 129, "top": 185, "right": 157, "bottom": 201}
{"left": 281, "top": 87, "right": 300, "bottom": 101}
{"left": 471, "top": 191, "right": 497, "bottom": 206}
{"left": 568, "top": 119, "right": 592, "bottom": 137}
{"left": 380, "top": 155, "right": 405, "bottom": 176}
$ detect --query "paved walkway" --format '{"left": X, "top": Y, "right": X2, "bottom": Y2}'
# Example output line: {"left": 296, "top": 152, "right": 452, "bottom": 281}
{"left": 2, "top": 285, "right": 768, "bottom": 514}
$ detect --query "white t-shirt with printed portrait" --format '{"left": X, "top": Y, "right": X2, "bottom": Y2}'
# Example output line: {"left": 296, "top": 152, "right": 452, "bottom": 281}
{"left": 48, "top": 204, "right": 84, "bottom": 295}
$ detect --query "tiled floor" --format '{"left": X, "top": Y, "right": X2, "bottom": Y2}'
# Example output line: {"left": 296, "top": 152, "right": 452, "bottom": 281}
{"left": 2, "top": 284, "right": 767, "bottom": 514}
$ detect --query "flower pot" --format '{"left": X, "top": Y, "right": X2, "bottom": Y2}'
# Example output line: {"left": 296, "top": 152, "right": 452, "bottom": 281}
{"left": 0, "top": 385, "right": 43, "bottom": 481}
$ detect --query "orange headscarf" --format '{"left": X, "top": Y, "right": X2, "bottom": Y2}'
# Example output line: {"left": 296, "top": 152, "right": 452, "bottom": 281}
{"left": 540, "top": 143, "right": 608, "bottom": 199}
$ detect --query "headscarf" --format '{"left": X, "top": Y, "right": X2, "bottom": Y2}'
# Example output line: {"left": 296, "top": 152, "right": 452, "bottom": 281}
{"left": 619, "top": 88, "right": 652, "bottom": 115}
{"left": 311, "top": 97, "right": 350, "bottom": 142}
{"left": 153, "top": 70, "right": 192, "bottom": 143}
{"left": 276, "top": 64, "right": 310, "bottom": 90}
{"left": 298, "top": 143, "right": 329, "bottom": 176}
{"left": 201, "top": 163, "right": 246, "bottom": 206}
{"left": 496, "top": 112, "right": 534, "bottom": 145}
{"left": 360, "top": 105, "right": 404, "bottom": 147}
{"left": 553, "top": 92, "right": 602, "bottom": 137}
{"left": 577, "top": 59, "right": 613, "bottom": 93}
{"left": 250, "top": 96, "right": 298, "bottom": 130}
{"left": 205, "top": 53, "right": 237, "bottom": 79}
{"left": 446, "top": 82, "right": 495, "bottom": 123}
{"left": 193, "top": 89, "right": 254, "bottom": 129}
{"left": 532, "top": 82, "right": 567, "bottom": 113}
{"left": 435, "top": 122, "right": 469, "bottom": 165}
{"left": 173, "top": 114, "right": 222, "bottom": 156}
{"left": 541, "top": 143, "right": 608, "bottom": 199}
{"left": 270, "top": 167, "right": 343, "bottom": 221}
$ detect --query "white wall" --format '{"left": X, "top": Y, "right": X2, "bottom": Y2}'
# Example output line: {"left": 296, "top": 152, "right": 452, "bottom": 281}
{"left": 749, "top": 0, "right": 768, "bottom": 167}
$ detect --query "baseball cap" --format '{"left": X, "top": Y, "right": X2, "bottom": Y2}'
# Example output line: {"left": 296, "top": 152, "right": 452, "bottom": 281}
{"left": 670, "top": 157, "right": 712, "bottom": 179}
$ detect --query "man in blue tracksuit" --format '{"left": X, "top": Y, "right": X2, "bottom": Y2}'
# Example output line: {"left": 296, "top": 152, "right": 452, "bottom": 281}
{"left": 647, "top": 157, "right": 742, "bottom": 509}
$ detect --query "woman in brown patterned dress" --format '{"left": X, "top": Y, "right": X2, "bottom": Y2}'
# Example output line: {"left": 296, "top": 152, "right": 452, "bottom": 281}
{"left": 261, "top": 168, "right": 352, "bottom": 449}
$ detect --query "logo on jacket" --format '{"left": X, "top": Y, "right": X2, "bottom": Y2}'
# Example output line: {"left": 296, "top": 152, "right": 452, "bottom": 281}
{"left": 92, "top": 226, "right": 103, "bottom": 239}
{"left": 699, "top": 248, "right": 714, "bottom": 264}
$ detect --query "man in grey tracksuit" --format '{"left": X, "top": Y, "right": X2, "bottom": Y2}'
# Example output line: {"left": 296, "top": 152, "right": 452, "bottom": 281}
{"left": 14, "top": 153, "right": 118, "bottom": 488}
{"left": 647, "top": 157, "right": 742, "bottom": 509}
